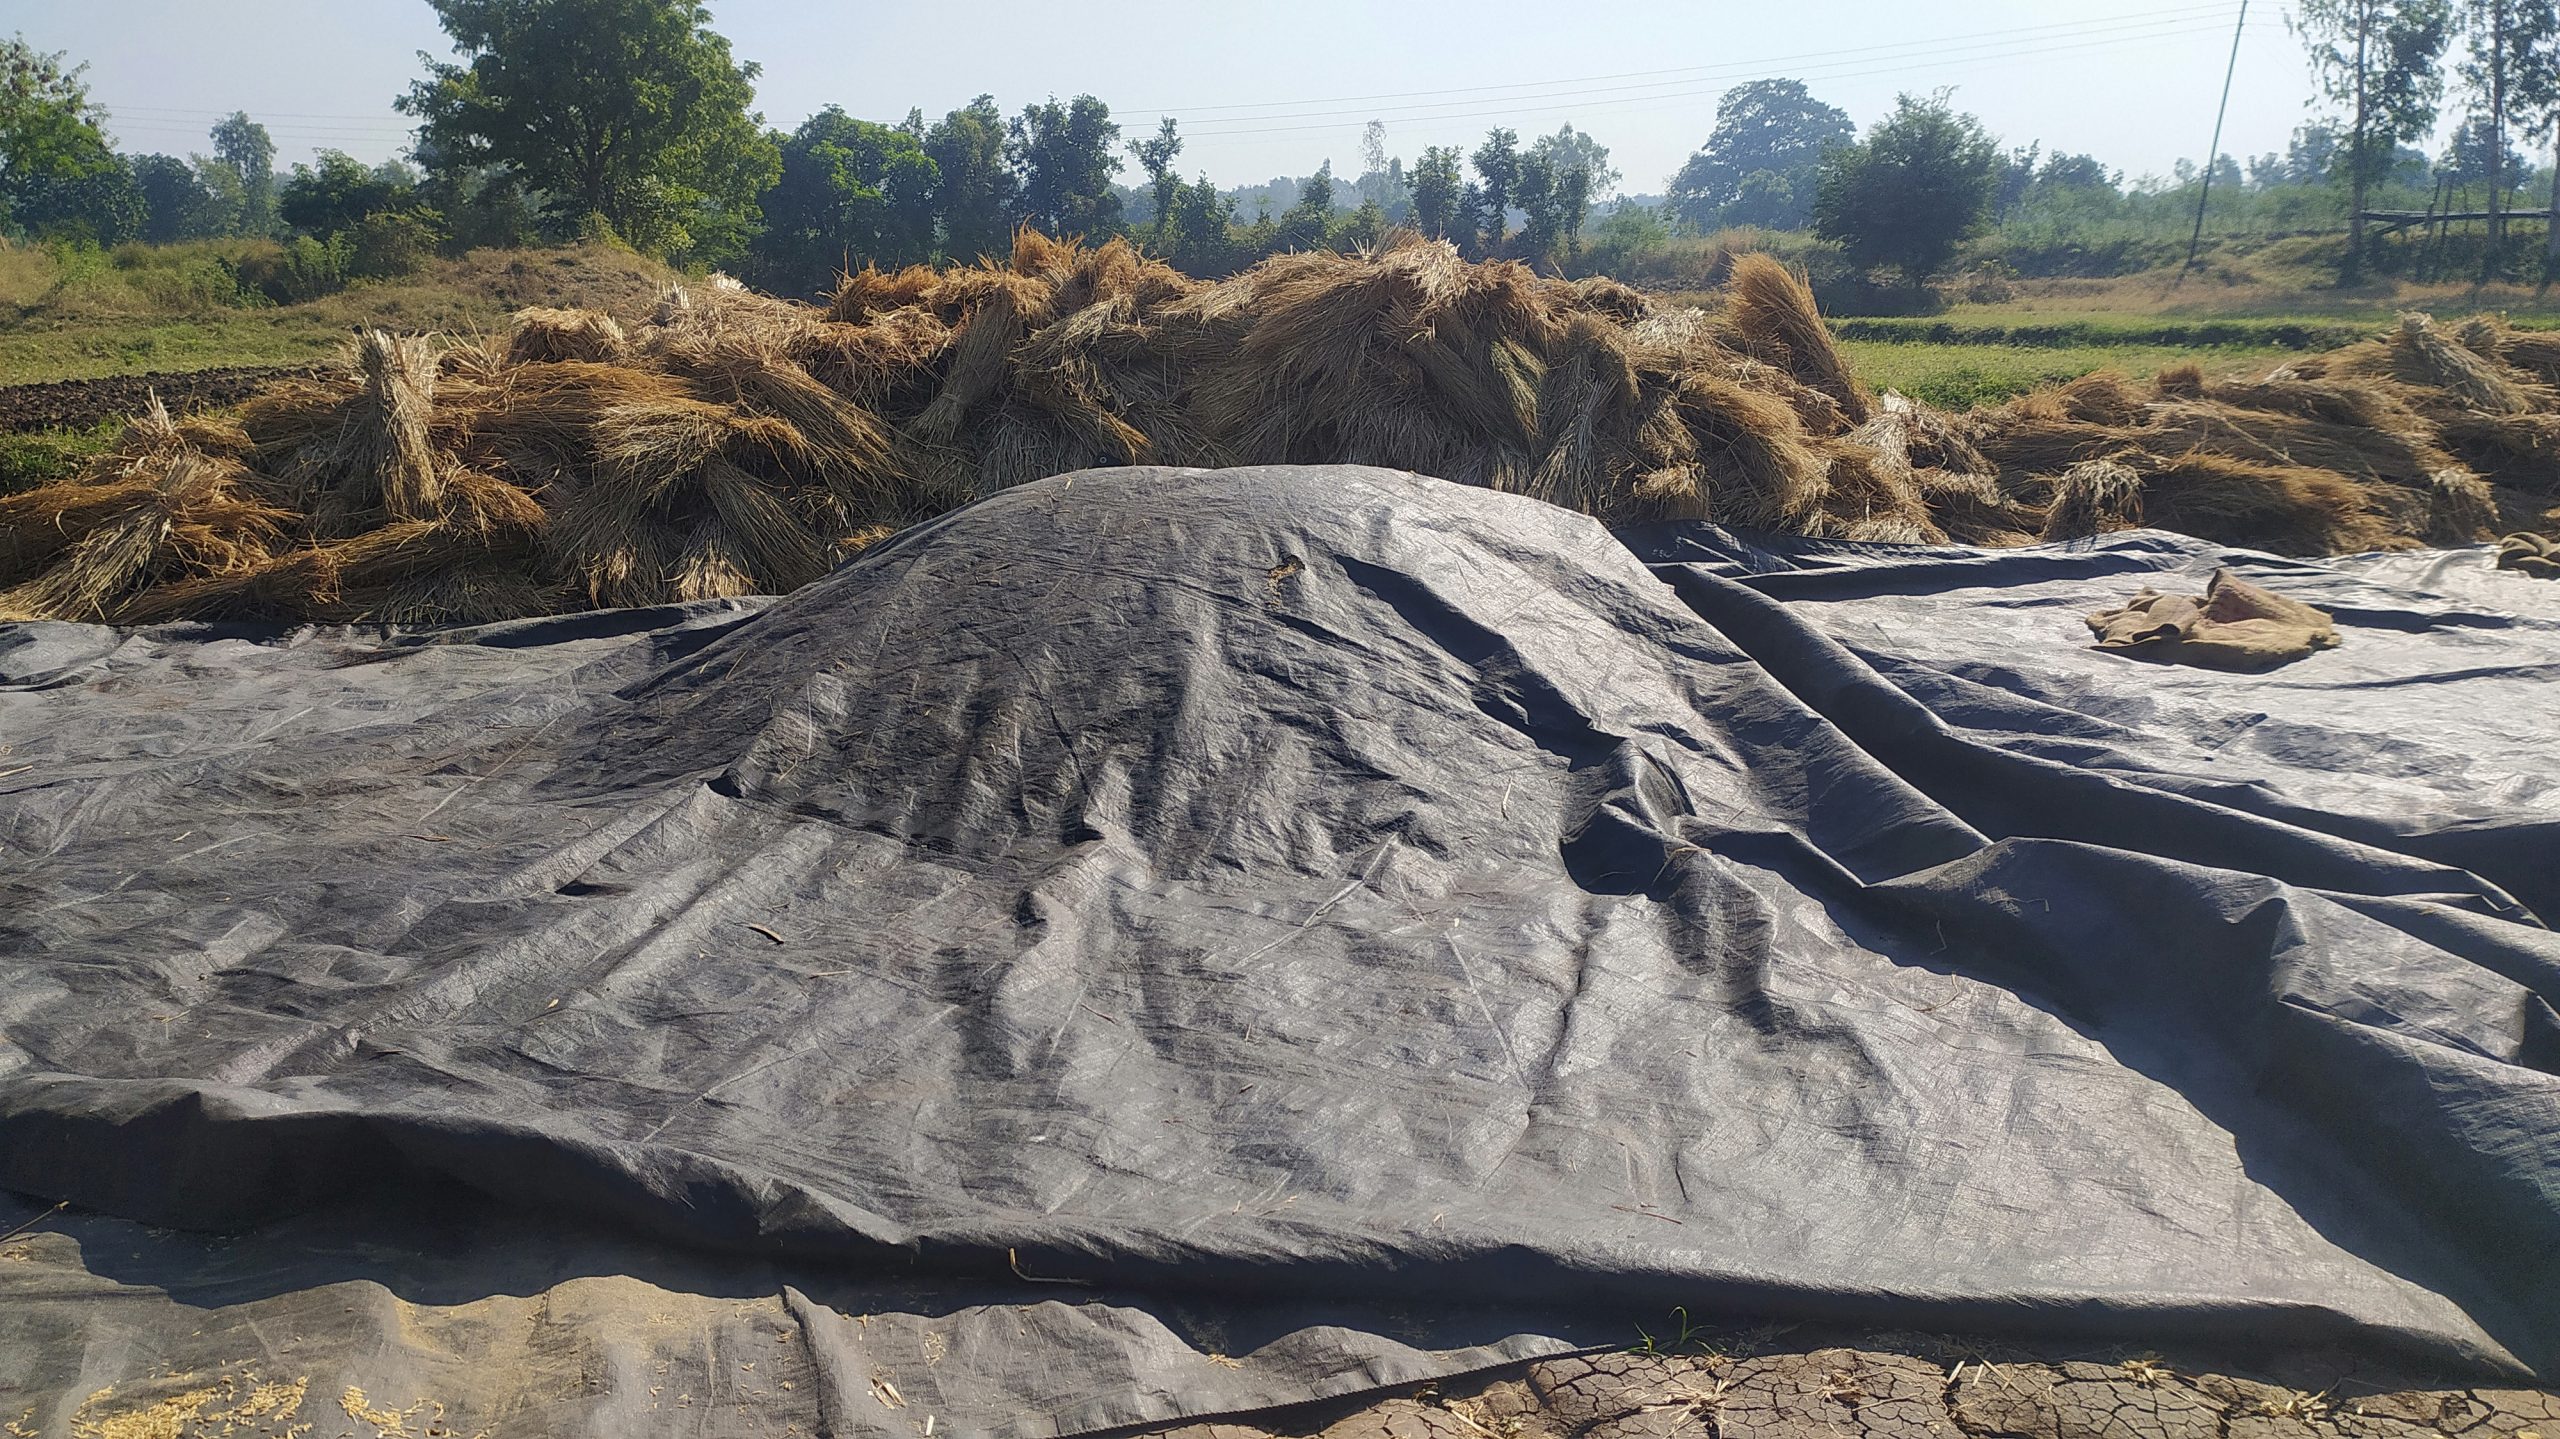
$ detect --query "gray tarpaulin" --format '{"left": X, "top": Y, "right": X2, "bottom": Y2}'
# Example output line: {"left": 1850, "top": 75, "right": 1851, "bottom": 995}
{"left": 1, "top": 466, "right": 2553, "bottom": 1436}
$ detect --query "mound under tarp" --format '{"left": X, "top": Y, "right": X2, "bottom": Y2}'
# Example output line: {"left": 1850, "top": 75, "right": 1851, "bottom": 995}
{"left": 0, "top": 465, "right": 2554, "bottom": 1435}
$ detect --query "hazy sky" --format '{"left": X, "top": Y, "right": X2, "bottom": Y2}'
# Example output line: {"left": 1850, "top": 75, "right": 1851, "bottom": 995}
{"left": 0, "top": 1, "right": 2379, "bottom": 196}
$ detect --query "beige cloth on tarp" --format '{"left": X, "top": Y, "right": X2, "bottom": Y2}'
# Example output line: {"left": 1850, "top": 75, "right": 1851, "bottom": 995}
{"left": 2496, "top": 532, "right": 2560, "bottom": 578}
{"left": 2085, "top": 569, "right": 2341, "bottom": 671}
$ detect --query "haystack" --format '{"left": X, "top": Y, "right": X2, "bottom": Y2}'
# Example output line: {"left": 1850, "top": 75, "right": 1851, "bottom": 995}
{"left": 6, "top": 231, "right": 2560, "bottom": 626}
{"left": 1725, "top": 254, "right": 1873, "bottom": 426}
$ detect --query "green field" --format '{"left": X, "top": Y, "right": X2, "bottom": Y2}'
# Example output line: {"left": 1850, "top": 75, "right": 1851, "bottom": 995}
{"left": 1836, "top": 338, "right": 2298, "bottom": 411}
{"left": 1829, "top": 280, "right": 2560, "bottom": 409}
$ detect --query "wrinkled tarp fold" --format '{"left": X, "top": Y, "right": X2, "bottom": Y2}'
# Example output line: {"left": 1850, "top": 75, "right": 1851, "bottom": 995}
{"left": 1, "top": 466, "right": 2555, "bottom": 1435}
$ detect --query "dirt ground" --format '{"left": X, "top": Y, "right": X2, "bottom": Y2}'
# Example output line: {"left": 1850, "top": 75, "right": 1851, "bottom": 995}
{"left": 0, "top": 364, "right": 320, "bottom": 433}
{"left": 1151, "top": 1344, "right": 2557, "bottom": 1439}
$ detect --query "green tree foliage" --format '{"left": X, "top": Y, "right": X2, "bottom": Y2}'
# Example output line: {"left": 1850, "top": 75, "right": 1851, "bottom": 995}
{"left": 1512, "top": 148, "right": 1561, "bottom": 263}
{"left": 0, "top": 35, "right": 125, "bottom": 237}
{"left": 131, "top": 154, "right": 225, "bottom": 242}
{"left": 1814, "top": 91, "right": 2001, "bottom": 285}
{"left": 208, "top": 112, "right": 277, "bottom": 235}
{"left": 1665, "top": 79, "right": 1853, "bottom": 232}
{"left": 1333, "top": 195, "right": 1388, "bottom": 251}
{"left": 1470, "top": 128, "right": 1519, "bottom": 250}
{"left": 1583, "top": 201, "right": 1669, "bottom": 273}
{"left": 1272, "top": 160, "right": 1334, "bottom": 251}
{"left": 279, "top": 150, "right": 421, "bottom": 236}
{"left": 1408, "top": 145, "right": 1465, "bottom": 240}
{"left": 925, "top": 95, "right": 1013, "bottom": 260}
{"left": 754, "top": 107, "right": 938, "bottom": 292}
{"left": 414, "top": 136, "right": 544, "bottom": 251}
{"left": 1167, "top": 171, "right": 1237, "bottom": 273}
{"left": 399, "top": 0, "right": 779, "bottom": 262}
{"left": 1129, "top": 116, "right": 1182, "bottom": 243}
{"left": 1555, "top": 160, "right": 1592, "bottom": 263}
{"left": 2454, "top": 0, "right": 2560, "bottom": 250}
{"left": 1007, "top": 94, "right": 1122, "bottom": 238}
{"left": 2294, "top": 0, "right": 2454, "bottom": 273}
{"left": 1530, "top": 124, "right": 1618, "bottom": 195}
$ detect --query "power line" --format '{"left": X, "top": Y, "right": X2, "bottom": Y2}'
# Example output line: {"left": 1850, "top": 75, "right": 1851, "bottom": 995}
{"left": 85, "top": 3, "right": 2272, "bottom": 166}
{"left": 1179, "top": 18, "right": 2267, "bottom": 139}
{"left": 1118, "top": 1, "right": 2244, "bottom": 119}
{"left": 91, "top": 1, "right": 2246, "bottom": 143}
{"left": 93, "top": 104, "right": 415, "bottom": 123}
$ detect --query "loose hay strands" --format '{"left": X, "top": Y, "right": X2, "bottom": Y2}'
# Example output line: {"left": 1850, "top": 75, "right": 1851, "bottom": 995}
{"left": 10, "top": 235, "right": 2560, "bottom": 627}
{"left": 1725, "top": 253, "right": 1872, "bottom": 426}
{"left": 2042, "top": 459, "right": 2146, "bottom": 541}
{"left": 0, "top": 405, "right": 292, "bottom": 621}
{"left": 506, "top": 307, "right": 630, "bottom": 367}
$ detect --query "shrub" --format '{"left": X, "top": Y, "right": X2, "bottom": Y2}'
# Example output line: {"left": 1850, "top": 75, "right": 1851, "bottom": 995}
{"left": 349, "top": 211, "right": 442, "bottom": 279}
{"left": 236, "top": 234, "right": 353, "bottom": 304}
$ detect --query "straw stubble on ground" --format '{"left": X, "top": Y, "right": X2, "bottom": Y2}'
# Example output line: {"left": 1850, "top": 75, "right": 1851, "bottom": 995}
{"left": 1144, "top": 1346, "right": 2560, "bottom": 1439}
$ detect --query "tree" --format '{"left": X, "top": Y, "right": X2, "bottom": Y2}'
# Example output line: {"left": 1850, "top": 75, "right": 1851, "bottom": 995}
{"left": 399, "top": 0, "right": 779, "bottom": 261}
{"left": 1334, "top": 195, "right": 1388, "bottom": 251}
{"left": 2455, "top": 0, "right": 2559, "bottom": 253}
{"left": 1167, "top": 172, "right": 1236, "bottom": 273}
{"left": 1530, "top": 124, "right": 1619, "bottom": 196}
{"left": 2294, "top": 0, "right": 2454, "bottom": 275}
{"left": 1008, "top": 94, "right": 1122, "bottom": 238}
{"left": 0, "top": 36, "right": 121, "bottom": 235}
{"left": 1273, "top": 159, "right": 1334, "bottom": 251}
{"left": 925, "top": 96, "right": 1014, "bottom": 261}
{"left": 1813, "top": 91, "right": 2001, "bottom": 285}
{"left": 754, "top": 107, "right": 939, "bottom": 292}
{"left": 2248, "top": 125, "right": 2334, "bottom": 188}
{"left": 131, "top": 155, "right": 221, "bottom": 242}
{"left": 1471, "top": 128, "right": 1520, "bottom": 252}
{"left": 1996, "top": 142, "right": 2043, "bottom": 220}
{"left": 2441, "top": 109, "right": 2508, "bottom": 183}
{"left": 1664, "top": 79, "right": 1853, "bottom": 232}
{"left": 1129, "top": 116, "right": 1182, "bottom": 243}
{"left": 208, "top": 112, "right": 276, "bottom": 235}
{"left": 1513, "top": 148, "right": 1559, "bottom": 263}
{"left": 279, "top": 150, "right": 420, "bottom": 236}
{"left": 2039, "top": 151, "right": 2120, "bottom": 194}
{"left": 1409, "top": 145, "right": 1465, "bottom": 240}
{"left": 1555, "top": 160, "right": 1592, "bottom": 263}
{"left": 12, "top": 159, "right": 144, "bottom": 244}
{"left": 1584, "top": 201, "right": 1670, "bottom": 274}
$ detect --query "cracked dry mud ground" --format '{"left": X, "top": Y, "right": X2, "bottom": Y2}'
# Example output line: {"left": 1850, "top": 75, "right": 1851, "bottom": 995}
{"left": 1151, "top": 1345, "right": 2556, "bottom": 1439}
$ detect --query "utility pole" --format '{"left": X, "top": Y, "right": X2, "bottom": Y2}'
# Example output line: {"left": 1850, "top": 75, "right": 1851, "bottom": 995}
{"left": 2180, "top": 0, "right": 2253, "bottom": 285}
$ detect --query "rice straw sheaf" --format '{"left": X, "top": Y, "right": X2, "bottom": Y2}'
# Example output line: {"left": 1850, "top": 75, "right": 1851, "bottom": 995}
{"left": 0, "top": 404, "right": 294, "bottom": 621}
{"left": 505, "top": 307, "right": 630, "bottom": 367}
{"left": 295, "top": 328, "right": 446, "bottom": 536}
{"left": 2041, "top": 459, "right": 2147, "bottom": 541}
{"left": 11, "top": 234, "right": 2560, "bottom": 628}
{"left": 1724, "top": 253, "right": 1872, "bottom": 425}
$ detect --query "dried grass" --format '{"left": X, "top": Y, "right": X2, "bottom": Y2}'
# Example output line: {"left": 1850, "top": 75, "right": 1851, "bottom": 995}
{"left": 1725, "top": 254, "right": 1871, "bottom": 425}
{"left": 506, "top": 307, "right": 629, "bottom": 366}
{"left": 8, "top": 236, "right": 2560, "bottom": 626}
